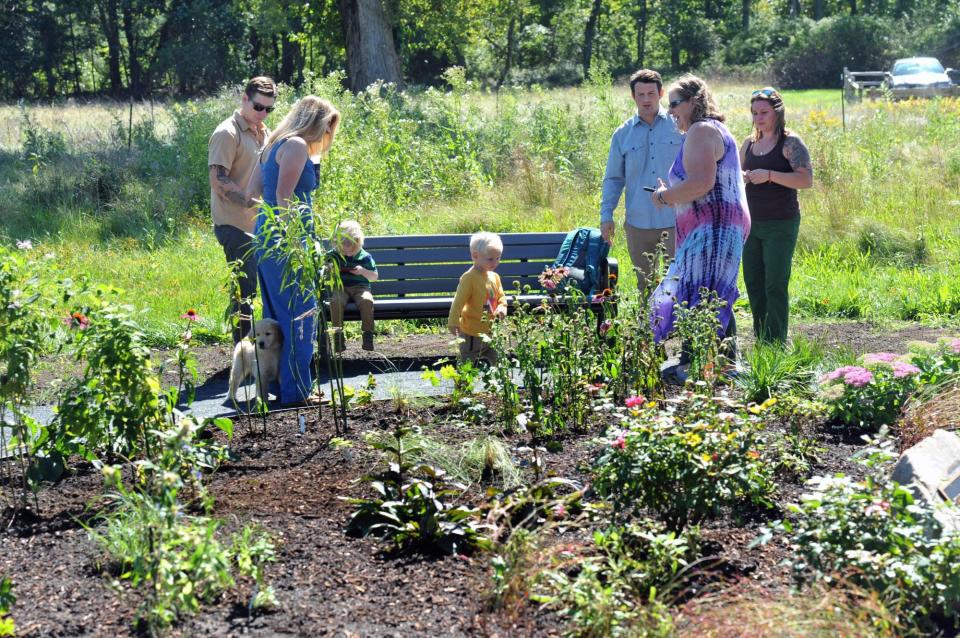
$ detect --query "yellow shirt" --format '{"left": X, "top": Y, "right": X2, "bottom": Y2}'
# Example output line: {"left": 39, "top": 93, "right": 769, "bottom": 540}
{"left": 447, "top": 268, "right": 506, "bottom": 337}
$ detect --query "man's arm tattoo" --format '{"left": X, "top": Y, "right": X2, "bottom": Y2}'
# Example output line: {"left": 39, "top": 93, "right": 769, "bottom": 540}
{"left": 783, "top": 136, "right": 812, "bottom": 170}
{"left": 215, "top": 165, "right": 253, "bottom": 208}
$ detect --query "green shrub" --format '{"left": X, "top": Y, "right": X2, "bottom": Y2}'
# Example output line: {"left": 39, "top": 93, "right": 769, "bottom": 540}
{"left": 819, "top": 353, "right": 921, "bottom": 430}
{"left": 735, "top": 336, "right": 825, "bottom": 403}
{"left": 0, "top": 576, "right": 13, "bottom": 637}
{"left": 770, "top": 438, "right": 960, "bottom": 634}
{"left": 593, "top": 392, "right": 776, "bottom": 531}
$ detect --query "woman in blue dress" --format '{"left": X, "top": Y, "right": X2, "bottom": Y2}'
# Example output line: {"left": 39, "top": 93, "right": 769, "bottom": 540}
{"left": 247, "top": 96, "right": 341, "bottom": 405}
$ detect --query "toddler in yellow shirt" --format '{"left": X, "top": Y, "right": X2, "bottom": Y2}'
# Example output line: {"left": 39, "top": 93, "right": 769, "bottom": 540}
{"left": 447, "top": 232, "right": 508, "bottom": 364}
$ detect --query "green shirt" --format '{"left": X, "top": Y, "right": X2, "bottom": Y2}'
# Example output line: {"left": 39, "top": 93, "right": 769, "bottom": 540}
{"left": 330, "top": 249, "right": 377, "bottom": 288}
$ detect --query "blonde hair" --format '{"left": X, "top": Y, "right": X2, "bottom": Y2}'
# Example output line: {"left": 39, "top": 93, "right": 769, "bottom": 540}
{"left": 264, "top": 95, "right": 341, "bottom": 159}
{"left": 470, "top": 232, "right": 503, "bottom": 256}
{"left": 337, "top": 220, "right": 365, "bottom": 248}
{"left": 669, "top": 74, "right": 724, "bottom": 124}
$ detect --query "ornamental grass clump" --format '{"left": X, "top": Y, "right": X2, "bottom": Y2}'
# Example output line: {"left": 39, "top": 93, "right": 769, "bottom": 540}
{"left": 592, "top": 392, "right": 776, "bottom": 532}
{"left": 819, "top": 352, "right": 921, "bottom": 430}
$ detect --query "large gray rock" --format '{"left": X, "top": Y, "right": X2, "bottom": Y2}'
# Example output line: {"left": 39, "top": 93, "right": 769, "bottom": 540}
{"left": 892, "top": 429, "right": 960, "bottom": 533}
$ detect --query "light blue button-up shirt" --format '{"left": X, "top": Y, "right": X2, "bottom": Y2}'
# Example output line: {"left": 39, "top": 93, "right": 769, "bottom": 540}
{"left": 600, "top": 110, "right": 682, "bottom": 230}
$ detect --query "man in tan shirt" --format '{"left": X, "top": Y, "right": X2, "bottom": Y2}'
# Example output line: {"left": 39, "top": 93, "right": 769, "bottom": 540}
{"left": 208, "top": 76, "right": 276, "bottom": 343}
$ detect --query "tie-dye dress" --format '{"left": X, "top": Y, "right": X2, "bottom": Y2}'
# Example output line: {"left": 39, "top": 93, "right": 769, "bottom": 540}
{"left": 650, "top": 118, "right": 751, "bottom": 342}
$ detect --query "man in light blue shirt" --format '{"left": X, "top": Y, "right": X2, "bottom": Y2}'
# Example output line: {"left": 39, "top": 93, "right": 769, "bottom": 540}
{"left": 600, "top": 69, "right": 682, "bottom": 287}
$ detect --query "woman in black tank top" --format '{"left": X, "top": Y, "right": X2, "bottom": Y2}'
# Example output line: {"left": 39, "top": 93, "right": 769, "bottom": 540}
{"left": 739, "top": 88, "right": 814, "bottom": 344}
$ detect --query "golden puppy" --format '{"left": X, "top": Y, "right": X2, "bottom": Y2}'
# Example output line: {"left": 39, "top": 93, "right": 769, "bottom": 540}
{"left": 229, "top": 318, "right": 283, "bottom": 402}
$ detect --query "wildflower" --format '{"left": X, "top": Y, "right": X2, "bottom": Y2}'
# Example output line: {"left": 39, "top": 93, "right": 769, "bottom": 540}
{"left": 863, "top": 352, "right": 899, "bottom": 365}
{"left": 63, "top": 311, "right": 89, "bottom": 330}
{"left": 181, "top": 308, "right": 200, "bottom": 321}
{"left": 543, "top": 279, "right": 557, "bottom": 291}
{"left": 612, "top": 434, "right": 627, "bottom": 450}
{"left": 598, "top": 319, "right": 613, "bottom": 336}
{"left": 16, "top": 239, "right": 33, "bottom": 250}
{"left": 162, "top": 471, "right": 181, "bottom": 487}
{"left": 864, "top": 500, "right": 890, "bottom": 517}
{"left": 553, "top": 503, "right": 567, "bottom": 518}
{"left": 891, "top": 361, "right": 920, "bottom": 378}
{"left": 747, "top": 450, "right": 761, "bottom": 460}
{"left": 822, "top": 298, "right": 830, "bottom": 305}
{"left": 625, "top": 395, "right": 645, "bottom": 408}
{"left": 101, "top": 464, "right": 121, "bottom": 485}
{"left": 608, "top": 273, "right": 617, "bottom": 281}
{"left": 951, "top": 338, "right": 960, "bottom": 354}
{"left": 711, "top": 452, "right": 719, "bottom": 462}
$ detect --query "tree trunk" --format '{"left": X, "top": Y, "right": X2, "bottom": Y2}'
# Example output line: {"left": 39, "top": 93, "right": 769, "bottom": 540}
{"left": 814, "top": 0, "right": 824, "bottom": 19}
{"left": 789, "top": 0, "right": 801, "bottom": 16}
{"left": 671, "top": 41, "right": 680, "bottom": 69}
{"left": 497, "top": 16, "right": 516, "bottom": 88}
{"left": 339, "top": 0, "right": 403, "bottom": 92}
{"left": 582, "top": 0, "right": 602, "bottom": 80}
{"left": 635, "top": 0, "right": 647, "bottom": 67}
{"left": 96, "top": 0, "right": 124, "bottom": 95}
{"left": 121, "top": 4, "right": 143, "bottom": 97}
{"left": 742, "top": 0, "right": 750, "bottom": 32}
{"left": 848, "top": 0, "right": 856, "bottom": 14}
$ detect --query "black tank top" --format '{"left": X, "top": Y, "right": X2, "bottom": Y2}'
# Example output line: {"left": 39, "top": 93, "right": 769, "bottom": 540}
{"left": 743, "top": 135, "right": 800, "bottom": 221}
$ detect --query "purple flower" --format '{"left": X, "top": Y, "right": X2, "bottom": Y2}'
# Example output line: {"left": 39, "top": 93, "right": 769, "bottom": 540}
{"left": 863, "top": 352, "right": 899, "bottom": 365}
{"left": 842, "top": 367, "right": 873, "bottom": 387}
{"left": 891, "top": 361, "right": 920, "bottom": 378}
{"left": 599, "top": 319, "right": 613, "bottom": 336}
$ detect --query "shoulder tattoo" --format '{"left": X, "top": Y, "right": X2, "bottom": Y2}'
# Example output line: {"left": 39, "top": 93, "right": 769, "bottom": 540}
{"left": 783, "top": 136, "right": 812, "bottom": 170}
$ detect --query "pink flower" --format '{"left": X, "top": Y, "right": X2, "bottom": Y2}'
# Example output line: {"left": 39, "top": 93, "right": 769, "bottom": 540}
{"left": 181, "top": 309, "right": 200, "bottom": 322}
{"left": 863, "top": 352, "right": 899, "bottom": 365}
{"left": 891, "top": 361, "right": 920, "bottom": 378}
{"left": 612, "top": 434, "right": 626, "bottom": 450}
{"left": 821, "top": 365, "right": 859, "bottom": 383}
{"left": 951, "top": 338, "right": 960, "bottom": 354}
{"left": 543, "top": 279, "right": 557, "bottom": 291}
{"left": 553, "top": 503, "right": 567, "bottom": 518}
{"left": 864, "top": 500, "right": 890, "bottom": 517}
{"left": 599, "top": 319, "right": 613, "bottom": 336}
{"left": 625, "top": 395, "right": 645, "bottom": 408}
{"left": 842, "top": 367, "right": 873, "bottom": 387}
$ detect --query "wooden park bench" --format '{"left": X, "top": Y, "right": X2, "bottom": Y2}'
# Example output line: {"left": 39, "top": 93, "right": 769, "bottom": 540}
{"left": 332, "top": 232, "right": 618, "bottom": 322}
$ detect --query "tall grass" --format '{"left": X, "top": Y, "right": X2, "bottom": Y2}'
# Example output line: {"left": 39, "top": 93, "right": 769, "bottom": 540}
{"left": 2, "top": 77, "right": 958, "bottom": 343}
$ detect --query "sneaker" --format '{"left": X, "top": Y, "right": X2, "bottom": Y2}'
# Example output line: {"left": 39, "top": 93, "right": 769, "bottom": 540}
{"left": 362, "top": 331, "right": 375, "bottom": 351}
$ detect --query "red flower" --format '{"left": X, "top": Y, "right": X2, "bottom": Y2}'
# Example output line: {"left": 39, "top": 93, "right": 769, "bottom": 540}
{"left": 612, "top": 434, "right": 627, "bottom": 450}
{"left": 63, "top": 311, "right": 89, "bottom": 330}
{"left": 625, "top": 395, "right": 645, "bottom": 408}
{"left": 181, "top": 309, "right": 200, "bottom": 322}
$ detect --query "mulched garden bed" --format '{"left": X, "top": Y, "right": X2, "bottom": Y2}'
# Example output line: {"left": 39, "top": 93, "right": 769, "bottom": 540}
{"left": 0, "top": 320, "right": 952, "bottom": 636}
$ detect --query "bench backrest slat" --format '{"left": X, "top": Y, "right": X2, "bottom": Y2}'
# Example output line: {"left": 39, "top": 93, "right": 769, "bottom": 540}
{"left": 363, "top": 232, "right": 568, "bottom": 250}
{"left": 376, "top": 261, "right": 553, "bottom": 281}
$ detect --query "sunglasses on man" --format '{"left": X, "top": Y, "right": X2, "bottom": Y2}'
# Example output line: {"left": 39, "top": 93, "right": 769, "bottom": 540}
{"left": 251, "top": 101, "right": 275, "bottom": 113}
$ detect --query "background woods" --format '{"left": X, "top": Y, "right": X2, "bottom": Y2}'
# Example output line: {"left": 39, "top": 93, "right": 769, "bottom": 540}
{"left": 2, "top": 0, "right": 959, "bottom": 98}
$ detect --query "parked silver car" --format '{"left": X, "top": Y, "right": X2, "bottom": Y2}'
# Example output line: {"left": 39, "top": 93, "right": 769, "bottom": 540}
{"left": 885, "top": 57, "right": 958, "bottom": 99}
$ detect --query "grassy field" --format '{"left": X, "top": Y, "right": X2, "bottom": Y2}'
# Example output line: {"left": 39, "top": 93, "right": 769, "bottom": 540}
{"left": 2, "top": 77, "right": 959, "bottom": 344}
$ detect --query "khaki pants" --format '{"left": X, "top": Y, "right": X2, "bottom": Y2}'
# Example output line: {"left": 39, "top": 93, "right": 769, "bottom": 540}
{"left": 624, "top": 224, "right": 676, "bottom": 289}
{"left": 330, "top": 285, "right": 375, "bottom": 332}
{"left": 458, "top": 333, "right": 497, "bottom": 365}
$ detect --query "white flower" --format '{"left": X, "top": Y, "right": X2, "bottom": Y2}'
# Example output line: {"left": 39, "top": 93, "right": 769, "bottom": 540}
{"left": 16, "top": 240, "right": 33, "bottom": 250}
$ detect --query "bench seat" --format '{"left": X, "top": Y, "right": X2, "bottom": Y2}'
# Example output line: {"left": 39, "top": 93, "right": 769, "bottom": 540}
{"left": 331, "top": 232, "right": 618, "bottom": 322}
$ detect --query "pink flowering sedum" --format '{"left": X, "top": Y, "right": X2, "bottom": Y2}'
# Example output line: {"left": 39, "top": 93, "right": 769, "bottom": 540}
{"left": 891, "top": 361, "right": 920, "bottom": 378}
{"left": 952, "top": 338, "right": 960, "bottom": 354}
{"left": 863, "top": 352, "right": 899, "bottom": 365}
{"left": 843, "top": 367, "right": 873, "bottom": 387}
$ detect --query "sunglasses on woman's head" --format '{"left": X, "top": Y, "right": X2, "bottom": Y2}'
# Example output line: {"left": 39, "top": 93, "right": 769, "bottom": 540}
{"left": 251, "top": 101, "right": 275, "bottom": 113}
{"left": 751, "top": 87, "right": 779, "bottom": 98}
{"left": 668, "top": 97, "right": 687, "bottom": 109}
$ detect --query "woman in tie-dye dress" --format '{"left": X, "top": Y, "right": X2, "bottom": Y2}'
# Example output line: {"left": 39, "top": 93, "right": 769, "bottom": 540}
{"left": 650, "top": 75, "right": 751, "bottom": 373}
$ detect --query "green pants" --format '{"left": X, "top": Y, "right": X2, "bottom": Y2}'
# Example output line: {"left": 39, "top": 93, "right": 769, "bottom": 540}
{"left": 742, "top": 216, "right": 800, "bottom": 344}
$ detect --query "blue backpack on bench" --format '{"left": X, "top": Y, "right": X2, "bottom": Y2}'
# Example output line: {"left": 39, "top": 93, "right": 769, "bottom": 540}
{"left": 551, "top": 227, "right": 609, "bottom": 296}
